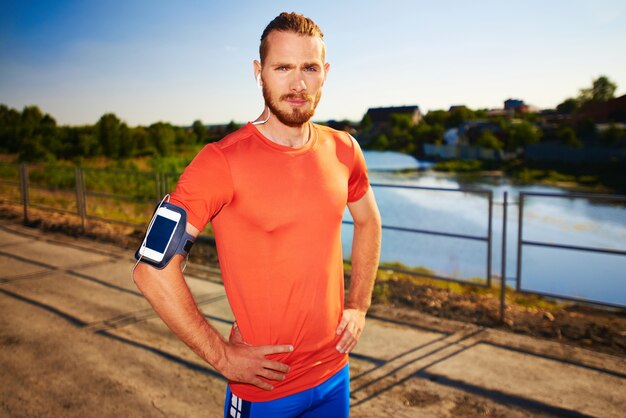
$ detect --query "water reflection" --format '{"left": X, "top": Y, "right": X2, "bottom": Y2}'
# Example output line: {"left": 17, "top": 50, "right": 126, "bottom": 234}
{"left": 342, "top": 151, "right": 626, "bottom": 306}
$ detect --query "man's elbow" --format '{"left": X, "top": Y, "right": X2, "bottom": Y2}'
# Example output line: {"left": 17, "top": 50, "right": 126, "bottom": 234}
{"left": 132, "top": 256, "right": 185, "bottom": 292}
{"left": 132, "top": 262, "right": 159, "bottom": 293}
{"left": 354, "top": 210, "right": 382, "bottom": 232}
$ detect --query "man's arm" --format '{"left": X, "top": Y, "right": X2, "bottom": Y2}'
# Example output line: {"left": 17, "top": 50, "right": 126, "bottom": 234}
{"left": 336, "top": 187, "right": 382, "bottom": 353}
{"left": 132, "top": 223, "right": 293, "bottom": 390}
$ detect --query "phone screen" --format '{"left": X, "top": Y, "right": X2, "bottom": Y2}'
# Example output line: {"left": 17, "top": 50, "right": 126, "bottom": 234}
{"left": 146, "top": 215, "right": 177, "bottom": 253}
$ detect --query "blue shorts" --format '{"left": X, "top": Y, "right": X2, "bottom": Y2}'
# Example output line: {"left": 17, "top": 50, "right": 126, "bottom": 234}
{"left": 224, "top": 364, "right": 350, "bottom": 418}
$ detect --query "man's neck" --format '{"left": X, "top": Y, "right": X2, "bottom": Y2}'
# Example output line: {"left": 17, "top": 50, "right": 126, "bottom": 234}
{"left": 255, "top": 116, "right": 310, "bottom": 148}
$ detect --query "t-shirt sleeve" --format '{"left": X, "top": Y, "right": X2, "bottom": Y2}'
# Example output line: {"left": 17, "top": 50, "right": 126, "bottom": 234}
{"left": 347, "top": 135, "right": 370, "bottom": 202}
{"left": 169, "top": 143, "right": 234, "bottom": 231}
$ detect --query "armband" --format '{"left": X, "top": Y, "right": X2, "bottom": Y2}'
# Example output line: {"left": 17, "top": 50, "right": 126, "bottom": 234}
{"left": 134, "top": 201, "right": 196, "bottom": 269}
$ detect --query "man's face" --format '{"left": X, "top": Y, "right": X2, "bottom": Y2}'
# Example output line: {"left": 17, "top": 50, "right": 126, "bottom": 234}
{"left": 258, "top": 31, "right": 329, "bottom": 127}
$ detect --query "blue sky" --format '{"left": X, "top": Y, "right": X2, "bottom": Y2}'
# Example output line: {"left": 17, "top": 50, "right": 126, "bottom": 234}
{"left": 1, "top": 0, "right": 625, "bottom": 126}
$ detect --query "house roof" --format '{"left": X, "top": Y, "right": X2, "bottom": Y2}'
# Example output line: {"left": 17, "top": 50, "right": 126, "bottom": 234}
{"left": 578, "top": 94, "right": 626, "bottom": 123}
{"left": 366, "top": 105, "right": 421, "bottom": 124}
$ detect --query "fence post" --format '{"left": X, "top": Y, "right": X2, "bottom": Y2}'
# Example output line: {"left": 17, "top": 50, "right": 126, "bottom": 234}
{"left": 75, "top": 168, "right": 86, "bottom": 232}
{"left": 19, "top": 164, "right": 30, "bottom": 224}
{"left": 155, "top": 172, "right": 161, "bottom": 201}
{"left": 163, "top": 173, "right": 170, "bottom": 195}
{"left": 516, "top": 193, "right": 525, "bottom": 291}
{"left": 500, "top": 191, "right": 508, "bottom": 322}
{"left": 487, "top": 191, "right": 493, "bottom": 287}
{"left": 81, "top": 169, "right": 88, "bottom": 225}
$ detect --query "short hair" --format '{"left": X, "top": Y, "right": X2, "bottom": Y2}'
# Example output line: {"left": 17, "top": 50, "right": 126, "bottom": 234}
{"left": 259, "top": 12, "right": 325, "bottom": 64}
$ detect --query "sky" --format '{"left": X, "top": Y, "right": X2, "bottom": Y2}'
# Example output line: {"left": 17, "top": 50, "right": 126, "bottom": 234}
{"left": 1, "top": 0, "right": 626, "bottom": 127}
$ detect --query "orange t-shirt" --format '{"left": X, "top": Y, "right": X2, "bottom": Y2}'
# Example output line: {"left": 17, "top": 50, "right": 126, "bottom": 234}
{"left": 170, "top": 122, "right": 369, "bottom": 401}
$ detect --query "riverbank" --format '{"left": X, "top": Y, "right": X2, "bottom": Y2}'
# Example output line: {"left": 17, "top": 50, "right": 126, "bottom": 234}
{"left": 430, "top": 159, "right": 626, "bottom": 194}
{"left": 357, "top": 265, "right": 625, "bottom": 358}
{"left": 2, "top": 201, "right": 624, "bottom": 358}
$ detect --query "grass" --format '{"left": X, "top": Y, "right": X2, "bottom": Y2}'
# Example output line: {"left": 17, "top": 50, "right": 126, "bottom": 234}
{"left": 433, "top": 159, "right": 484, "bottom": 172}
{"left": 347, "top": 260, "right": 564, "bottom": 311}
{"left": 29, "top": 188, "right": 79, "bottom": 213}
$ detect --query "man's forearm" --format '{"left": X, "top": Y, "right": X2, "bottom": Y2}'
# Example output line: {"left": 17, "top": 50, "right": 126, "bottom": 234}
{"left": 133, "top": 257, "right": 293, "bottom": 390}
{"left": 132, "top": 259, "right": 227, "bottom": 368}
{"left": 347, "top": 216, "right": 381, "bottom": 312}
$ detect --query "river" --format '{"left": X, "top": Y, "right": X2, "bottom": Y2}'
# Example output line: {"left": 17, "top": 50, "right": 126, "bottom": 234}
{"left": 341, "top": 151, "right": 626, "bottom": 307}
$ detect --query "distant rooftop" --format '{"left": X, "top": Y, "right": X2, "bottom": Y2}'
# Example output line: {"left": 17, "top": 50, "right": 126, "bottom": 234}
{"left": 366, "top": 105, "right": 421, "bottom": 125}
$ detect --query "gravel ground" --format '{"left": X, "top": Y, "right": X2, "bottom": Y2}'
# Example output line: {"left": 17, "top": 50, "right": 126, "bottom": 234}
{"left": 1, "top": 211, "right": 625, "bottom": 417}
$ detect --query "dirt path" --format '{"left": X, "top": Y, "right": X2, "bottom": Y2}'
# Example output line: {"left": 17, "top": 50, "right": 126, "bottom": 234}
{"left": 1, "top": 223, "right": 625, "bottom": 417}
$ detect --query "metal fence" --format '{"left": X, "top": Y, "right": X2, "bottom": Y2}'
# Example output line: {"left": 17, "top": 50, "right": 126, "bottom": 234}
{"left": 516, "top": 191, "right": 626, "bottom": 309}
{"left": 352, "top": 183, "right": 494, "bottom": 288}
{"left": 2, "top": 162, "right": 625, "bottom": 315}
{"left": 0, "top": 162, "right": 180, "bottom": 229}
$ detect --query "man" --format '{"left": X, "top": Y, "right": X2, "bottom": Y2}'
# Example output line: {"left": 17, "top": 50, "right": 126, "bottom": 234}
{"left": 133, "top": 12, "right": 381, "bottom": 418}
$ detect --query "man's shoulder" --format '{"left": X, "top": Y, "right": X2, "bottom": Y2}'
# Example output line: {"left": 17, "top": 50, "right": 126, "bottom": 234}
{"left": 187, "top": 124, "right": 254, "bottom": 168}
{"left": 213, "top": 123, "right": 255, "bottom": 151}
{"left": 313, "top": 124, "right": 358, "bottom": 150}
{"left": 312, "top": 123, "right": 355, "bottom": 146}
{"left": 312, "top": 122, "right": 348, "bottom": 137}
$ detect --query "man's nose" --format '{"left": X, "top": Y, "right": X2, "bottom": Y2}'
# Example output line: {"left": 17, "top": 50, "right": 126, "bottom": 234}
{"left": 290, "top": 73, "right": 306, "bottom": 92}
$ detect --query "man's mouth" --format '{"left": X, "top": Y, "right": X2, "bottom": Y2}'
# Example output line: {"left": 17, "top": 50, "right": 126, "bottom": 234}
{"left": 282, "top": 94, "right": 310, "bottom": 106}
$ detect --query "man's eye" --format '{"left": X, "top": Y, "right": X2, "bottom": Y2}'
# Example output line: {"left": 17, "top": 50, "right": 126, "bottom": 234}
{"left": 305, "top": 66, "right": 318, "bottom": 72}
{"left": 276, "top": 66, "right": 287, "bottom": 71}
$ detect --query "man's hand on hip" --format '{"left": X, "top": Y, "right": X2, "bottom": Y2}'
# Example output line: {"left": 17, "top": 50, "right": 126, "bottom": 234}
{"left": 335, "top": 308, "right": 366, "bottom": 354}
{"left": 217, "top": 325, "right": 293, "bottom": 391}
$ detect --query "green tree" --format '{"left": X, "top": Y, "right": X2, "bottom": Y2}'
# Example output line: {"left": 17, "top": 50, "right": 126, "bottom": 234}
{"left": 96, "top": 113, "right": 123, "bottom": 158}
{"left": 476, "top": 129, "right": 503, "bottom": 150}
{"left": 369, "top": 134, "right": 390, "bottom": 150}
{"left": 131, "top": 127, "right": 152, "bottom": 155}
{"left": 225, "top": 120, "right": 240, "bottom": 134}
{"left": 118, "top": 123, "right": 134, "bottom": 158}
{"left": 578, "top": 75, "right": 617, "bottom": 103}
{"left": 174, "top": 126, "right": 197, "bottom": 149}
{"left": 18, "top": 135, "right": 54, "bottom": 162}
{"left": 20, "top": 105, "right": 44, "bottom": 140}
{"left": 149, "top": 122, "right": 175, "bottom": 156}
{"left": 55, "top": 126, "right": 94, "bottom": 160}
{"left": 360, "top": 113, "right": 372, "bottom": 131}
{"left": 556, "top": 98, "right": 579, "bottom": 114}
{"left": 0, "top": 104, "right": 21, "bottom": 152}
{"left": 192, "top": 120, "right": 206, "bottom": 143}
{"left": 73, "top": 127, "right": 99, "bottom": 158}
{"left": 423, "top": 110, "right": 449, "bottom": 127}
{"left": 447, "top": 106, "right": 475, "bottom": 128}
{"left": 40, "top": 114, "right": 60, "bottom": 155}
{"left": 410, "top": 122, "right": 445, "bottom": 147}
{"left": 16, "top": 106, "right": 59, "bottom": 161}
{"left": 387, "top": 114, "right": 418, "bottom": 152}
{"left": 506, "top": 122, "right": 542, "bottom": 150}
{"left": 557, "top": 126, "right": 582, "bottom": 148}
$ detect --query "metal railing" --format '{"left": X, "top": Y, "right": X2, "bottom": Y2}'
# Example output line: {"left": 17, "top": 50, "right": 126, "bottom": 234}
{"left": 2, "top": 163, "right": 180, "bottom": 229}
{"left": 516, "top": 191, "right": 626, "bottom": 309}
{"left": 2, "top": 162, "right": 625, "bottom": 314}
{"left": 343, "top": 182, "right": 494, "bottom": 288}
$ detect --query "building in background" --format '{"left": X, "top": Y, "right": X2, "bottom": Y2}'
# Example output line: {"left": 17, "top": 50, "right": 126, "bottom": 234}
{"left": 365, "top": 105, "right": 422, "bottom": 128}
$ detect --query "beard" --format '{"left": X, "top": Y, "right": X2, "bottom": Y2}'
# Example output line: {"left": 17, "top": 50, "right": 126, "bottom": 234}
{"left": 262, "top": 85, "right": 322, "bottom": 127}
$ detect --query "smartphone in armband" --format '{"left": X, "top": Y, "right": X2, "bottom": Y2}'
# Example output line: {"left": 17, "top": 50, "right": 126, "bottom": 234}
{"left": 140, "top": 206, "right": 181, "bottom": 262}
{"left": 135, "top": 201, "right": 195, "bottom": 269}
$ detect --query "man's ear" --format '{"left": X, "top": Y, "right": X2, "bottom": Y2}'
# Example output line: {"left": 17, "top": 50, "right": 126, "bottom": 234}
{"left": 253, "top": 60, "right": 262, "bottom": 85}
{"left": 323, "top": 62, "right": 331, "bottom": 84}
